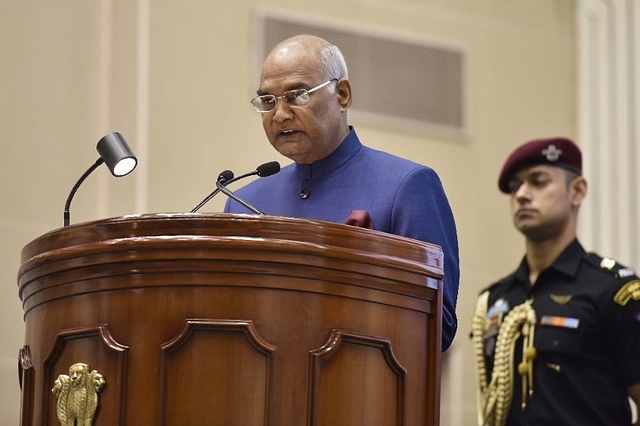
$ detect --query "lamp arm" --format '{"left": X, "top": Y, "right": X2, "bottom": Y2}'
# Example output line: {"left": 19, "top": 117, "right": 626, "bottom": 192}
{"left": 63, "top": 158, "right": 105, "bottom": 226}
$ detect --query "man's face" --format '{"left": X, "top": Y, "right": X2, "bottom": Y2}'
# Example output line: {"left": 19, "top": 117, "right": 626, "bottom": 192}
{"left": 507, "top": 164, "right": 576, "bottom": 241}
{"left": 256, "top": 43, "right": 350, "bottom": 164}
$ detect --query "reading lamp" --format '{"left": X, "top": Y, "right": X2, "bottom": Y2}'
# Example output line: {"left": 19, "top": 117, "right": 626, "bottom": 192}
{"left": 63, "top": 132, "right": 137, "bottom": 226}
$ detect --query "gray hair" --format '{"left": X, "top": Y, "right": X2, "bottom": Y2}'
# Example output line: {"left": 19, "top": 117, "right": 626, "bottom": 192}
{"left": 320, "top": 44, "right": 349, "bottom": 80}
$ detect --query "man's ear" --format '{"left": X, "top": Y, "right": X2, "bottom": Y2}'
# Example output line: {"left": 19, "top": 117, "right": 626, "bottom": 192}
{"left": 570, "top": 175, "right": 587, "bottom": 207}
{"left": 336, "top": 78, "right": 352, "bottom": 112}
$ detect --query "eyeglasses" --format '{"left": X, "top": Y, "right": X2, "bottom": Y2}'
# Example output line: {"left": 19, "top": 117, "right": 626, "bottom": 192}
{"left": 251, "top": 79, "right": 338, "bottom": 113}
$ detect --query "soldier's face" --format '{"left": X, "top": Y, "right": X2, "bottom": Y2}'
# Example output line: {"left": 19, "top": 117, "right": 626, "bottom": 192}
{"left": 508, "top": 165, "right": 575, "bottom": 241}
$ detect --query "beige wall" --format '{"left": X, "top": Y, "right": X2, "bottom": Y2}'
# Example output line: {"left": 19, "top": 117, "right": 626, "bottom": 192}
{"left": 0, "top": 1, "right": 575, "bottom": 424}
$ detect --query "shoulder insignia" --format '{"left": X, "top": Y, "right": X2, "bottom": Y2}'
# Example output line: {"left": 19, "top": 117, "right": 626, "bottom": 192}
{"left": 601, "top": 257, "right": 616, "bottom": 269}
{"left": 618, "top": 268, "right": 636, "bottom": 278}
{"left": 588, "top": 253, "right": 638, "bottom": 279}
{"left": 614, "top": 280, "right": 640, "bottom": 306}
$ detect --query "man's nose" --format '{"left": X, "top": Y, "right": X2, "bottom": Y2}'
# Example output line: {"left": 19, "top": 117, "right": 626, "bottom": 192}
{"left": 514, "top": 182, "right": 532, "bottom": 201}
{"left": 271, "top": 98, "right": 294, "bottom": 122}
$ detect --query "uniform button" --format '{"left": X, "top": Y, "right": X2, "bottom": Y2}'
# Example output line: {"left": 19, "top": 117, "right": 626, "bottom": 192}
{"left": 299, "top": 188, "right": 310, "bottom": 199}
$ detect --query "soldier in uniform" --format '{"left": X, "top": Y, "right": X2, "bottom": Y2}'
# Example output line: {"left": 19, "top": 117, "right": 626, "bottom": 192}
{"left": 471, "top": 137, "right": 640, "bottom": 426}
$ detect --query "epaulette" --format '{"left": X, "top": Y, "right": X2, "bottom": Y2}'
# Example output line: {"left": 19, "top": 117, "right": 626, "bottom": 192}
{"left": 585, "top": 253, "right": 638, "bottom": 279}
{"left": 585, "top": 253, "right": 640, "bottom": 306}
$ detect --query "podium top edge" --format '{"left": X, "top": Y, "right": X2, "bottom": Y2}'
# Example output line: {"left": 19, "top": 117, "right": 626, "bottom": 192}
{"left": 20, "top": 212, "right": 443, "bottom": 270}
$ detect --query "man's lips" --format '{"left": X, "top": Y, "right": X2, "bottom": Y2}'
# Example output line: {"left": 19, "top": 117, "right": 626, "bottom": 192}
{"left": 515, "top": 208, "right": 536, "bottom": 218}
{"left": 279, "top": 129, "right": 301, "bottom": 136}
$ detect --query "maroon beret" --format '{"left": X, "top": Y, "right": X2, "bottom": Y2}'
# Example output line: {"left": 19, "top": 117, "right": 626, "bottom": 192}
{"left": 498, "top": 137, "right": 582, "bottom": 193}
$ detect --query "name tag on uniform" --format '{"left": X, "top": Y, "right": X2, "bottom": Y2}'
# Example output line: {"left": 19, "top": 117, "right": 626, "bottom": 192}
{"left": 540, "top": 315, "right": 580, "bottom": 329}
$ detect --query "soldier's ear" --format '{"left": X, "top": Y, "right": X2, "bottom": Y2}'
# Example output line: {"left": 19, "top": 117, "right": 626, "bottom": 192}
{"left": 570, "top": 175, "right": 587, "bottom": 207}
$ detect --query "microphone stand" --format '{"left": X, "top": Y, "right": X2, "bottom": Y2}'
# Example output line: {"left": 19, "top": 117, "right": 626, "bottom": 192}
{"left": 215, "top": 179, "right": 263, "bottom": 215}
{"left": 191, "top": 172, "right": 252, "bottom": 213}
{"left": 190, "top": 162, "right": 279, "bottom": 214}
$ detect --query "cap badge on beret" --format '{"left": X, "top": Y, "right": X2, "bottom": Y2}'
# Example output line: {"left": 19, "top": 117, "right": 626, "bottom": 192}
{"left": 542, "top": 144, "right": 562, "bottom": 162}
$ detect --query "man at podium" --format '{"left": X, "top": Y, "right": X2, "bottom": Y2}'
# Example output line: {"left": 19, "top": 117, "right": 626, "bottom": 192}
{"left": 224, "top": 34, "right": 460, "bottom": 351}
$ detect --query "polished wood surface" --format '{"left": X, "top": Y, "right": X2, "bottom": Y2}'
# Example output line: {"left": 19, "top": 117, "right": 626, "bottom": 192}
{"left": 18, "top": 213, "right": 443, "bottom": 426}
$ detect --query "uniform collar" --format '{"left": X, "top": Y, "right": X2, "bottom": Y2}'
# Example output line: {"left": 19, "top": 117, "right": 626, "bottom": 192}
{"left": 549, "top": 239, "right": 586, "bottom": 278}
{"left": 514, "top": 239, "right": 586, "bottom": 284}
{"left": 294, "top": 126, "right": 362, "bottom": 180}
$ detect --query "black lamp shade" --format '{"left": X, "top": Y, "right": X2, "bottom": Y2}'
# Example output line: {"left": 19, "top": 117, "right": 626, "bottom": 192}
{"left": 97, "top": 132, "right": 137, "bottom": 177}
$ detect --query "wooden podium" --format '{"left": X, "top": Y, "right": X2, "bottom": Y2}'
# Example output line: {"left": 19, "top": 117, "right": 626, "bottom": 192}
{"left": 17, "top": 213, "right": 443, "bottom": 426}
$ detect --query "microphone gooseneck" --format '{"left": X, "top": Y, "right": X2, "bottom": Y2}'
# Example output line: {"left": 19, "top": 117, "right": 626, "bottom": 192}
{"left": 190, "top": 161, "right": 280, "bottom": 213}
{"left": 215, "top": 179, "right": 264, "bottom": 215}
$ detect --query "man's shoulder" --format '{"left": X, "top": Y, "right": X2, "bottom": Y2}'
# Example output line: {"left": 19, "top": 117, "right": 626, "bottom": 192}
{"left": 583, "top": 252, "right": 640, "bottom": 309}
{"left": 358, "top": 146, "right": 440, "bottom": 184}
{"left": 361, "top": 145, "right": 423, "bottom": 168}
{"left": 583, "top": 252, "right": 638, "bottom": 281}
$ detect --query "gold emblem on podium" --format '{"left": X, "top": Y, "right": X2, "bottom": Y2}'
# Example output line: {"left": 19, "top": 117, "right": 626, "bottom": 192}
{"left": 52, "top": 362, "right": 106, "bottom": 426}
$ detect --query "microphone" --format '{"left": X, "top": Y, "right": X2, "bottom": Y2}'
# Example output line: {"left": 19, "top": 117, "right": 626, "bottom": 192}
{"left": 190, "top": 161, "right": 280, "bottom": 213}
{"left": 217, "top": 170, "right": 235, "bottom": 185}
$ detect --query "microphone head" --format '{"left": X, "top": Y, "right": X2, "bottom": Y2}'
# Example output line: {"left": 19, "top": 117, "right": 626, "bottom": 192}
{"left": 217, "top": 170, "right": 234, "bottom": 184}
{"left": 256, "top": 161, "right": 280, "bottom": 177}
